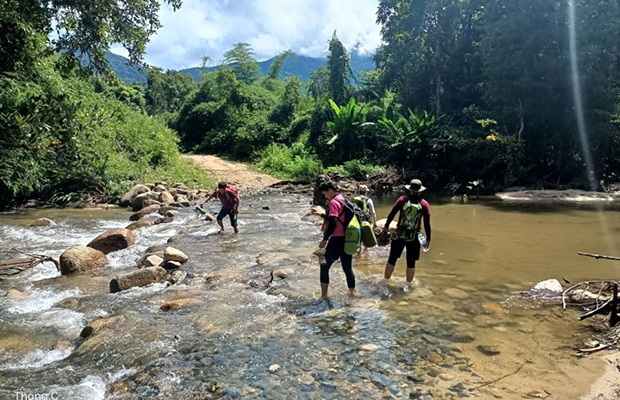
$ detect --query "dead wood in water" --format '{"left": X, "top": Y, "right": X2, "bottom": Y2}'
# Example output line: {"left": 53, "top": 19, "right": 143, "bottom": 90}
{"left": 0, "top": 249, "right": 59, "bottom": 278}
{"left": 578, "top": 252, "right": 620, "bottom": 262}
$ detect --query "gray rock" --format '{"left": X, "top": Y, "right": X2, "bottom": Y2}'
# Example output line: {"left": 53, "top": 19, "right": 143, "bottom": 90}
{"left": 131, "top": 191, "right": 160, "bottom": 211}
{"left": 120, "top": 184, "right": 150, "bottom": 207}
{"left": 30, "top": 218, "right": 56, "bottom": 227}
{"left": 109, "top": 266, "right": 167, "bottom": 293}
{"left": 87, "top": 228, "right": 135, "bottom": 254}
{"left": 129, "top": 204, "right": 161, "bottom": 221}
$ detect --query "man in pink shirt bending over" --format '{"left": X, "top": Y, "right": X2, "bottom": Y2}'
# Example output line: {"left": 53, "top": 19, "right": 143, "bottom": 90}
{"left": 203, "top": 182, "right": 240, "bottom": 234}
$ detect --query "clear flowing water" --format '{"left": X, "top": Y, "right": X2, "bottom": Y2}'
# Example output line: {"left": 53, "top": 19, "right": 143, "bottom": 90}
{"left": 0, "top": 194, "right": 619, "bottom": 399}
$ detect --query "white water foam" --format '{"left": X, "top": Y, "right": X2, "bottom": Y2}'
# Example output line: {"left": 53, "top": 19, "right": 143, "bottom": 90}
{"left": 51, "top": 375, "right": 107, "bottom": 400}
{"left": 0, "top": 348, "right": 74, "bottom": 371}
{"left": 5, "top": 288, "right": 80, "bottom": 314}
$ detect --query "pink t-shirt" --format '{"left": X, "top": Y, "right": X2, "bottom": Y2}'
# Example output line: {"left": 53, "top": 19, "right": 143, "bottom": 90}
{"left": 328, "top": 194, "right": 347, "bottom": 237}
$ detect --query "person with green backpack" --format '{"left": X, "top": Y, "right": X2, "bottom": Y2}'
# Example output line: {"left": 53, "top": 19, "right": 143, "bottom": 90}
{"left": 382, "top": 179, "right": 432, "bottom": 284}
{"left": 318, "top": 181, "right": 360, "bottom": 298}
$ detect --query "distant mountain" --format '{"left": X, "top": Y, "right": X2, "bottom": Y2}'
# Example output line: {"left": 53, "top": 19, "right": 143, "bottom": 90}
{"left": 105, "top": 52, "right": 147, "bottom": 83}
{"left": 105, "top": 52, "right": 375, "bottom": 84}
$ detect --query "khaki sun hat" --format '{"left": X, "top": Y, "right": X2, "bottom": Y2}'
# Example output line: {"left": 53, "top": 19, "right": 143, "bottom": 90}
{"left": 405, "top": 179, "right": 426, "bottom": 193}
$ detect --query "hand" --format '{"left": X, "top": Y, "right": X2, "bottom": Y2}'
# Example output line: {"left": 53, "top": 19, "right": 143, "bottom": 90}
{"left": 319, "top": 240, "right": 328, "bottom": 249}
{"left": 422, "top": 243, "right": 430, "bottom": 251}
{"left": 382, "top": 227, "right": 388, "bottom": 233}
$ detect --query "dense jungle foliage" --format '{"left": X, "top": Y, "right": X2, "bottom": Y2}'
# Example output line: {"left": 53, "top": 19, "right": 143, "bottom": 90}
{"left": 168, "top": 0, "right": 620, "bottom": 192}
{"left": 0, "top": 0, "right": 209, "bottom": 207}
{"left": 2, "top": 0, "right": 620, "bottom": 207}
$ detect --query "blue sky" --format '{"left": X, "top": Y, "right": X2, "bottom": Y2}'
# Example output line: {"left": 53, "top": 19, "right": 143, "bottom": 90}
{"left": 111, "top": 0, "right": 382, "bottom": 70}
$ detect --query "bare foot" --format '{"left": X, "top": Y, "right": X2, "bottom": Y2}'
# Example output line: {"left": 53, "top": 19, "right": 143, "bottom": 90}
{"left": 234, "top": 227, "right": 239, "bottom": 234}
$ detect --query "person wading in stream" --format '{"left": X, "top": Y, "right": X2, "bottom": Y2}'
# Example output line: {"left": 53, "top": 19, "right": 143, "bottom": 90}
{"left": 318, "top": 181, "right": 356, "bottom": 298}
{"left": 383, "top": 179, "right": 431, "bottom": 284}
{"left": 202, "top": 182, "right": 240, "bottom": 234}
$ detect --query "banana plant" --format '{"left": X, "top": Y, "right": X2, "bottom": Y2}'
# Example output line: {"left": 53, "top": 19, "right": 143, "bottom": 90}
{"left": 377, "top": 108, "right": 436, "bottom": 167}
{"left": 326, "top": 97, "right": 370, "bottom": 161}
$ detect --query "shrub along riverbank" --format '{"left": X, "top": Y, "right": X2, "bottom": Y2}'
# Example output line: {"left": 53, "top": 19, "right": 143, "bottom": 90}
{"left": 0, "top": 55, "right": 211, "bottom": 209}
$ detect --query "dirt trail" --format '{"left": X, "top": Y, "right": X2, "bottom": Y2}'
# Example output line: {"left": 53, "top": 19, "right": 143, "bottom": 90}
{"left": 184, "top": 154, "right": 281, "bottom": 193}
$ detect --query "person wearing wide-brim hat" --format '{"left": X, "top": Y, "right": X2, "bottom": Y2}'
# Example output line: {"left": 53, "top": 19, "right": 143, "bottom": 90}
{"left": 382, "top": 179, "right": 432, "bottom": 284}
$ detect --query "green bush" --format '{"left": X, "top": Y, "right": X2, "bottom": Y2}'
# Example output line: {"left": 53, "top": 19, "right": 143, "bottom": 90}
{"left": 258, "top": 141, "right": 323, "bottom": 182}
{"left": 325, "top": 160, "right": 386, "bottom": 181}
{"left": 0, "top": 55, "right": 211, "bottom": 207}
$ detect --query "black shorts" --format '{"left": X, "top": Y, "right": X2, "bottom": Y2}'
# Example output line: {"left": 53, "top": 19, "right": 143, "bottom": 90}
{"left": 388, "top": 238, "right": 420, "bottom": 268}
{"left": 217, "top": 208, "right": 238, "bottom": 227}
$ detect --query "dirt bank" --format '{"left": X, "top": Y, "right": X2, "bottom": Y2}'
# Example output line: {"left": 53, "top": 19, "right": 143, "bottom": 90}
{"left": 581, "top": 352, "right": 620, "bottom": 400}
{"left": 184, "top": 154, "right": 281, "bottom": 193}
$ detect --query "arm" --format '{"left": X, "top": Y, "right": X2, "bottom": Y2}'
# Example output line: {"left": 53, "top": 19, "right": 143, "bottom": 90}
{"left": 202, "top": 191, "right": 216, "bottom": 206}
{"left": 384, "top": 199, "right": 403, "bottom": 231}
{"left": 367, "top": 199, "right": 377, "bottom": 226}
{"left": 323, "top": 216, "right": 338, "bottom": 241}
{"left": 232, "top": 193, "right": 240, "bottom": 213}
{"left": 423, "top": 214, "right": 431, "bottom": 243}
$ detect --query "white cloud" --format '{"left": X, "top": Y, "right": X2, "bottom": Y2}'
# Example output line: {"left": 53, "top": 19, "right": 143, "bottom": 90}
{"left": 127, "top": 0, "right": 381, "bottom": 70}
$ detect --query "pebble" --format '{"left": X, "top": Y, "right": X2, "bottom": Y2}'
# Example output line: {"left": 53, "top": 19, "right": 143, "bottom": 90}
{"left": 476, "top": 345, "right": 501, "bottom": 356}
{"left": 269, "top": 364, "right": 281, "bottom": 373}
{"left": 422, "top": 334, "right": 439, "bottom": 345}
{"left": 427, "top": 352, "right": 443, "bottom": 364}
{"left": 297, "top": 373, "right": 315, "bottom": 386}
{"left": 359, "top": 344, "right": 379, "bottom": 352}
{"left": 443, "top": 288, "right": 469, "bottom": 300}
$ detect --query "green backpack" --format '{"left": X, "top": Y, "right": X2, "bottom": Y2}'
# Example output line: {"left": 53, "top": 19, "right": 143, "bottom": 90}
{"left": 336, "top": 198, "right": 362, "bottom": 255}
{"left": 397, "top": 201, "right": 424, "bottom": 242}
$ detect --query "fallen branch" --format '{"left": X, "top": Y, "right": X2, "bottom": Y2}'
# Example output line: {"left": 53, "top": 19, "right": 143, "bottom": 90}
{"left": 470, "top": 362, "right": 525, "bottom": 390}
{"left": 578, "top": 252, "right": 620, "bottom": 262}
{"left": 0, "top": 249, "right": 60, "bottom": 278}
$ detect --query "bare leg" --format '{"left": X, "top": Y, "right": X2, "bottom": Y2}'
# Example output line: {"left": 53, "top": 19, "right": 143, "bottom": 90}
{"left": 321, "top": 283, "right": 329, "bottom": 298}
{"left": 384, "top": 263, "right": 395, "bottom": 280}
{"left": 233, "top": 226, "right": 239, "bottom": 234}
{"left": 406, "top": 268, "right": 416, "bottom": 283}
{"left": 349, "top": 288, "right": 356, "bottom": 297}
{"left": 217, "top": 219, "right": 224, "bottom": 232}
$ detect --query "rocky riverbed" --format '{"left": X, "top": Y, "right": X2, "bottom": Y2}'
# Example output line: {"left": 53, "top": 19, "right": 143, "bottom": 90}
{"left": 1, "top": 193, "right": 618, "bottom": 399}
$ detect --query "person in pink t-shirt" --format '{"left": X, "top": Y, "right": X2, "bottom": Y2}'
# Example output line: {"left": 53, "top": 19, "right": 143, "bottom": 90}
{"left": 317, "top": 181, "right": 355, "bottom": 298}
{"left": 383, "top": 179, "right": 432, "bottom": 284}
{"left": 202, "top": 182, "right": 240, "bottom": 233}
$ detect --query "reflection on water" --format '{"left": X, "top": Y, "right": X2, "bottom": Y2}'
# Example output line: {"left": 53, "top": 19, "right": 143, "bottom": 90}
{"left": 0, "top": 195, "right": 618, "bottom": 399}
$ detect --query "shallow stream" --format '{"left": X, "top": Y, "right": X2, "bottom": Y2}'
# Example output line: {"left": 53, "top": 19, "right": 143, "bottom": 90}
{"left": 1, "top": 194, "right": 619, "bottom": 399}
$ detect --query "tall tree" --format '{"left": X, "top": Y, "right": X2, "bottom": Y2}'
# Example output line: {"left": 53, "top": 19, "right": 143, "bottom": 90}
{"left": 0, "top": 0, "right": 182, "bottom": 73}
{"left": 327, "top": 31, "right": 354, "bottom": 105}
{"left": 223, "top": 42, "right": 261, "bottom": 84}
{"left": 268, "top": 50, "right": 295, "bottom": 80}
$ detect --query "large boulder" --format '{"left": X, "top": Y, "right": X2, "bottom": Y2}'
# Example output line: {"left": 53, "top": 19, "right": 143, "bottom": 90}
{"left": 88, "top": 228, "right": 135, "bottom": 254}
{"left": 125, "top": 220, "right": 154, "bottom": 231}
{"left": 60, "top": 246, "right": 108, "bottom": 275}
{"left": 110, "top": 266, "right": 167, "bottom": 293}
{"left": 120, "top": 184, "right": 150, "bottom": 207}
{"left": 129, "top": 204, "right": 161, "bottom": 221}
{"left": 164, "top": 247, "right": 189, "bottom": 264}
{"left": 159, "top": 191, "right": 175, "bottom": 205}
{"left": 132, "top": 191, "right": 160, "bottom": 211}
{"left": 30, "top": 218, "right": 56, "bottom": 227}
